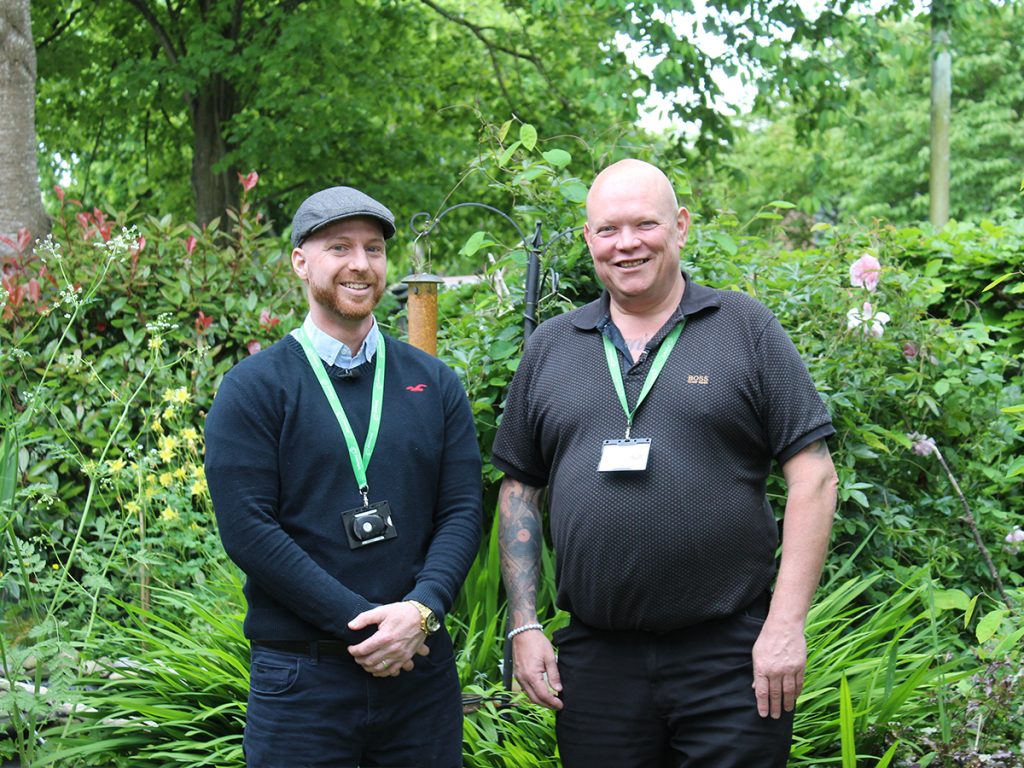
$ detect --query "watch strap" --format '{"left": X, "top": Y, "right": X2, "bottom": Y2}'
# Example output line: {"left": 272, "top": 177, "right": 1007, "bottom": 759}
{"left": 406, "top": 600, "right": 439, "bottom": 636}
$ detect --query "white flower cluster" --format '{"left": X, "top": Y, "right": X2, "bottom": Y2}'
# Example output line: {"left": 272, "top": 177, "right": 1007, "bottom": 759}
{"left": 55, "top": 284, "right": 84, "bottom": 318}
{"left": 36, "top": 235, "right": 62, "bottom": 263}
{"left": 145, "top": 312, "right": 180, "bottom": 333}
{"left": 94, "top": 226, "right": 139, "bottom": 263}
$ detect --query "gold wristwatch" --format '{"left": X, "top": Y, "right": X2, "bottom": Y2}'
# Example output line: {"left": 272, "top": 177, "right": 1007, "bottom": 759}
{"left": 407, "top": 600, "right": 441, "bottom": 636}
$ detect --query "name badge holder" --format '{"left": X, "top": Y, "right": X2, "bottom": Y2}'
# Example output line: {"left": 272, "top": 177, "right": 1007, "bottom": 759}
{"left": 598, "top": 320, "right": 684, "bottom": 473}
{"left": 296, "top": 328, "right": 397, "bottom": 549}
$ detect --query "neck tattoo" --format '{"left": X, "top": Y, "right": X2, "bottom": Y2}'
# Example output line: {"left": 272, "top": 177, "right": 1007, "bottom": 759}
{"left": 624, "top": 334, "right": 650, "bottom": 363}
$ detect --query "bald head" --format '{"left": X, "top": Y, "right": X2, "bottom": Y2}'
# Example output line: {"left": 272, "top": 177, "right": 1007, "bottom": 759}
{"left": 582, "top": 158, "right": 690, "bottom": 317}
{"left": 586, "top": 159, "right": 679, "bottom": 223}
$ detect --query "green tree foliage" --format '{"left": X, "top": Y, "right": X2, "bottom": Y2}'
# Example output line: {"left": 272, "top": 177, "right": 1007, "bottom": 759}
{"left": 706, "top": 1, "right": 1024, "bottom": 227}
{"left": 32, "top": 0, "right": 651, "bottom": 229}
{"left": 31, "top": 0, "right": 936, "bottom": 236}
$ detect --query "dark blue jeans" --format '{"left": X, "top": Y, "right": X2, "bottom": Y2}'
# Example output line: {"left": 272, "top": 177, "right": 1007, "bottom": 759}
{"left": 244, "top": 632, "right": 462, "bottom": 768}
{"left": 553, "top": 594, "right": 793, "bottom": 768}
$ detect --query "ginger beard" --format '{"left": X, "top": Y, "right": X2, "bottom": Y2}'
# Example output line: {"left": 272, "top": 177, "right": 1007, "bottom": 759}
{"left": 308, "top": 273, "right": 385, "bottom": 323}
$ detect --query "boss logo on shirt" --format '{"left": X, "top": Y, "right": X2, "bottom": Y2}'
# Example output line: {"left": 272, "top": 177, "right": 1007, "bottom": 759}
{"left": 687, "top": 374, "right": 710, "bottom": 385}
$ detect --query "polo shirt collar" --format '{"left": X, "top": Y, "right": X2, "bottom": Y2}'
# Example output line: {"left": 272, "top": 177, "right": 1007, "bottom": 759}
{"left": 292, "top": 313, "right": 379, "bottom": 369}
{"left": 570, "top": 270, "right": 722, "bottom": 331}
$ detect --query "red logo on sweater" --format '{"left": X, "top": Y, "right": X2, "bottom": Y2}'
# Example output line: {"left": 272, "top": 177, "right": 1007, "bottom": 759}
{"left": 405, "top": 384, "right": 428, "bottom": 392}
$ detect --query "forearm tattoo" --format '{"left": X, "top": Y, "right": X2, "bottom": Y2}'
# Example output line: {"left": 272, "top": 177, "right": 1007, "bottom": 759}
{"left": 499, "top": 479, "right": 545, "bottom": 626}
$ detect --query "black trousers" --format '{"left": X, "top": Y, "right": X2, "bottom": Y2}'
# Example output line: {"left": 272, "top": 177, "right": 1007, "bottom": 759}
{"left": 243, "top": 632, "right": 462, "bottom": 768}
{"left": 553, "top": 596, "right": 793, "bottom": 768}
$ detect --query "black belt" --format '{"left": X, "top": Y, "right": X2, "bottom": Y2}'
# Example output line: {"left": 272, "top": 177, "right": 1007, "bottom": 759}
{"left": 252, "top": 640, "right": 350, "bottom": 656}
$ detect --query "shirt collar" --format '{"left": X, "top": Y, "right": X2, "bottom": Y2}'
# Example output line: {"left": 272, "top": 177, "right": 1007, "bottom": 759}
{"left": 571, "top": 270, "right": 722, "bottom": 331}
{"left": 292, "top": 313, "right": 379, "bottom": 369}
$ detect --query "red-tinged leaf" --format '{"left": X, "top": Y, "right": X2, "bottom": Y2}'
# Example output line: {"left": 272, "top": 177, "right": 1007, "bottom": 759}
{"left": 17, "top": 228, "right": 31, "bottom": 251}
{"left": 185, "top": 235, "right": 197, "bottom": 256}
{"left": 27, "top": 279, "right": 41, "bottom": 302}
{"left": 195, "top": 310, "right": 214, "bottom": 333}
{"left": 238, "top": 171, "right": 259, "bottom": 192}
{"left": 54, "top": 185, "right": 65, "bottom": 202}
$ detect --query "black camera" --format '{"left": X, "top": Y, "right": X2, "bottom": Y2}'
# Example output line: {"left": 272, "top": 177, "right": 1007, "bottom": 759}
{"left": 342, "top": 502, "right": 397, "bottom": 549}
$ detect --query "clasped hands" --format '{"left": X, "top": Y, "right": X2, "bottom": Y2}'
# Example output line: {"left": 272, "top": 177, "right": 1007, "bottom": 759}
{"left": 347, "top": 601, "right": 430, "bottom": 678}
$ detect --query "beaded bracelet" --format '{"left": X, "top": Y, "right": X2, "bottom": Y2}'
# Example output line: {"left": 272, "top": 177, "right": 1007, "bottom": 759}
{"left": 506, "top": 623, "right": 544, "bottom": 640}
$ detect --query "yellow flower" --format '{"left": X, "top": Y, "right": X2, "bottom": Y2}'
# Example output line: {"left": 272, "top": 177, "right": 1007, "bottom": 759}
{"left": 160, "top": 506, "right": 179, "bottom": 522}
{"left": 107, "top": 458, "right": 126, "bottom": 474}
{"left": 146, "top": 474, "right": 157, "bottom": 485}
{"left": 159, "top": 472, "right": 173, "bottom": 488}
{"left": 148, "top": 336, "right": 164, "bottom": 351}
{"left": 158, "top": 435, "right": 178, "bottom": 463}
{"left": 173, "top": 466, "right": 187, "bottom": 480}
{"left": 162, "top": 407, "right": 175, "bottom": 421}
{"left": 52, "top": 563, "right": 60, "bottom": 570}
{"left": 161, "top": 387, "right": 190, "bottom": 404}
{"left": 193, "top": 465, "right": 205, "bottom": 479}
{"left": 144, "top": 486, "right": 157, "bottom": 500}
{"left": 182, "top": 427, "right": 198, "bottom": 442}
{"left": 151, "top": 417, "right": 164, "bottom": 433}
{"left": 125, "top": 501, "right": 141, "bottom": 515}
{"left": 191, "top": 477, "right": 208, "bottom": 496}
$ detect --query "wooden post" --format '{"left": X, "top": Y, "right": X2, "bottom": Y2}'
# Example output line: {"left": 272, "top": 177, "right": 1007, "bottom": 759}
{"left": 930, "top": 0, "right": 951, "bottom": 228}
{"left": 402, "top": 273, "right": 444, "bottom": 356}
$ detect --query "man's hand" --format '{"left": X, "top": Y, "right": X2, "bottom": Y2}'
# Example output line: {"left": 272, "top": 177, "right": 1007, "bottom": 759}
{"left": 347, "top": 602, "right": 430, "bottom": 678}
{"left": 751, "top": 618, "right": 806, "bottom": 719}
{"left": 513, "top": 630, "right": 563, "bottom": 710}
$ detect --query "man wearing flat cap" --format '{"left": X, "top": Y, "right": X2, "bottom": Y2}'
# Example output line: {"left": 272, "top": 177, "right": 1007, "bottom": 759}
{"left": 205, "top": 186, "right": 482, "bottom": 767}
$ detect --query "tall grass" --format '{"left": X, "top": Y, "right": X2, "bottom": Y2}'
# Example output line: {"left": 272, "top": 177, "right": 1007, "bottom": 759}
{"left": 39, "top": 568, "right": 247, "bottom": 767}
{"left": 790, "top": 569, "right": 976, "bottom": 765}
{"left": 36, "top": 533, "right": 984, "bottom": 767}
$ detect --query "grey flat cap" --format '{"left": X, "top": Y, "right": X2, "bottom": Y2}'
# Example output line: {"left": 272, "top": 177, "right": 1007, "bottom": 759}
{"left": 290, "top": 186, "right": 396, "bottom": 246}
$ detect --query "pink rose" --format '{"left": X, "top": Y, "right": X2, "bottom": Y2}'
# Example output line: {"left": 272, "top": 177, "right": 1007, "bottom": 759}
{"left": 850, "top": 254, "right": 881, "bottom": 292}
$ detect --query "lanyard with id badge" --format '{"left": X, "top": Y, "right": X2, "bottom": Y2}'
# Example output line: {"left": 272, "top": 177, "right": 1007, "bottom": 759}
{"left": 296, "top": 328, "right": 397, "bottom": 549}
{"left": 597, "top": 320, "right": 684, "bottom": 473}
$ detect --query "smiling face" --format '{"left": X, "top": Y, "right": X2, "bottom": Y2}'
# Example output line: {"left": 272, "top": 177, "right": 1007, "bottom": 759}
{"left": 291, "top": 216, "right": 386, "bottom": 345}
{"left": 583, "top": 160, "right": 690, "bottom": 317}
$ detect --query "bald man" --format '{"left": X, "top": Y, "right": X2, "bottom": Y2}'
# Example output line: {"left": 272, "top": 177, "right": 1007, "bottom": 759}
{"left": 493, "top": 160, "right": 838, "bottom": 766}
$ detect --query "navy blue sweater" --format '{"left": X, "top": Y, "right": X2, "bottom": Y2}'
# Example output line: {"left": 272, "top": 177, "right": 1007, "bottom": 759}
{"left": 204, "top": 333, "right": 482, "bottom": 643}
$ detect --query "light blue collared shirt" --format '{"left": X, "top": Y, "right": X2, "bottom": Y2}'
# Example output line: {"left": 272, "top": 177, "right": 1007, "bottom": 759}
{"left": 291, "top": 313, "right": 379, "bottom": 369}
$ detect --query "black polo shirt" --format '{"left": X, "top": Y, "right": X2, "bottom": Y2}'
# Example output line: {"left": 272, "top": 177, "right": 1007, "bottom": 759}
{"left": 492, "top": 273, "right": 834, "bottom": 631}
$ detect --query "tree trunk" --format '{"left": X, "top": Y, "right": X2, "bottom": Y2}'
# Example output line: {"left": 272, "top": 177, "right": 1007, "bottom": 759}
{"left": 929, "top": 0, "right": 952, "bottom": 228}
{"left": 0, "top": 0, "right": 50, "bottom": 253}
{"left": 190, "top": 75, "right": 239, "bottom": 227}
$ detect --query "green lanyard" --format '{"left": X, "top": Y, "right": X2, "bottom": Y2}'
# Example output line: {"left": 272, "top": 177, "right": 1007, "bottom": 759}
{"left": 602, "top": 320, "right": 684, "bottom": 438}
{"left": 296, "top": 328, "right": 385, "bottom": 506}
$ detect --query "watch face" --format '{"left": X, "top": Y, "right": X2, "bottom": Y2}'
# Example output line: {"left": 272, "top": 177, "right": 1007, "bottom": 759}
{"left": 426, "top": 613, "right": 441, "bottom": 633}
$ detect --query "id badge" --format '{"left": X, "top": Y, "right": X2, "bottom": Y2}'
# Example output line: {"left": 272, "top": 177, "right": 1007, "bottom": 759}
{"left": 597, "top": 438, "right": 651, "bottom": 472}
{"left": 342, "top": 501, "right": 397, "bottom": 549}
